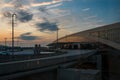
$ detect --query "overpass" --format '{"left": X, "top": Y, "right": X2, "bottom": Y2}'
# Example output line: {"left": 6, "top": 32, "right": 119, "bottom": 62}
{"left": 0, "top": 50, "right": 96, "bottom": 80}
{"left": 49, "top": 22, "right": 120, "bottom": 50}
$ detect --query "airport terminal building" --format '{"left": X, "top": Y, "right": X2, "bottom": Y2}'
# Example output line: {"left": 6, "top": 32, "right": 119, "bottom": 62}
{"left": 48, "top": 22, "right": 120, "bottom": 50}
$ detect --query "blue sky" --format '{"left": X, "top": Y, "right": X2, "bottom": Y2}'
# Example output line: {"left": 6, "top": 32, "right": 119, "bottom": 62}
{"left": 61, "top": 0, "right": 120, "bottom": 27}
{"left": 0, "top": 0, "right": 120, "bottom": 46}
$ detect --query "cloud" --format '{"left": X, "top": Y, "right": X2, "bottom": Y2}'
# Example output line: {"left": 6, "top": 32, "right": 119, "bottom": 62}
{"left": 19, "top": 32, "right": 40, "bottom": 40}
{"left": 0, "top": 10, "right": 33, "bottom": 24}
{"left": 1, "top": 2, "right": 33, "bottom": 22}
{"left": 0, "top": 0, "right": 71, "bottom": 33}
{"left": 3, "top": 11, "right": 12, "bottom": 18}
{"left": 38, "top": 4, "right": 64, "bottom": 15}
{"left": 17, "top": 10, "right": 33, "bottom": 22}
{"left": 82, "top": 8, "right": 90, "bottom": 11}
{"left": 36, "top": 19, "right": 58, "bottom": 32}
{"left": 49, "top": 8, "right": 69, "bottom": 15}
{"left": 31, "top": 0, "right": 71, "bottom": 7}
{"left": 38, "top": 6, "right": 49, "bottom": 14}
{"left": 46, "top": 3, "right": 63, "bottom": 9}
{"left": 84, "top": 15, "right": 97, "bottom": 20}
{"left": 0, "top": 0, "right": 71, "bottom": 23}
{"left": 10, "top": 0, "right": 31, "bottom": 8}
{"left": 31, "top": 0, "right": 62, "bottom": 7}
{"left": 0, "top": 0, "right": 31, "bottom": 10}
{"left": 0, "top": 3, "right": 14, "bottom": 7}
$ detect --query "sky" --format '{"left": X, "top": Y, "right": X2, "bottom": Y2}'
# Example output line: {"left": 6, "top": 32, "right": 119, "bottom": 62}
{"left": 0, "top": 0, "right": 120, "bottom": 47}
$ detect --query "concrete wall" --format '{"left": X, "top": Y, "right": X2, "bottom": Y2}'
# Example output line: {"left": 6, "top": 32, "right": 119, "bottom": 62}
{"left": 13, "top": 70, "right": 57, "bottom": 80}
{"left": 57, "top": 69, "right": 101, "bottom": 80}
{"left": 108, "top": 51, "right": 120, "bottom": 80}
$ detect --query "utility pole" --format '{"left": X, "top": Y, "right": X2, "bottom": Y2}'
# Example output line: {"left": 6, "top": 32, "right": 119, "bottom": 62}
{"left": 12, "top": 13, "right": 16, "bottom": 55}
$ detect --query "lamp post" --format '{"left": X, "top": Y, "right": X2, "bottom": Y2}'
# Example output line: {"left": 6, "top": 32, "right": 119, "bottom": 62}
{"left": 12, "top": 13, "right": 16, "bottom": 55}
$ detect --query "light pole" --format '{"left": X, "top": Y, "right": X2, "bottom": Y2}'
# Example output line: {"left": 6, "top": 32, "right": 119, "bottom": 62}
{"left": 12, "top": 13, "right": 16, "bottom": 55}
{"left": 4, "top": 38, "right": 7, "bottom": 51}
{"left": 56, "top": 28, "right": 59, "bottom": 50}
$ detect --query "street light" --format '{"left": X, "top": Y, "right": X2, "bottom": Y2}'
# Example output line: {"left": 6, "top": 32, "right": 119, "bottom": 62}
{"left": 12, "top": 13, "right": 16, "bottom": 55}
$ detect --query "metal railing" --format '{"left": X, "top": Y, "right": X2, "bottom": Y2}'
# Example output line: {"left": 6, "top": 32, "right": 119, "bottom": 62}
{"left": 90, "top": 28, "right": 120, "bottom": 44}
